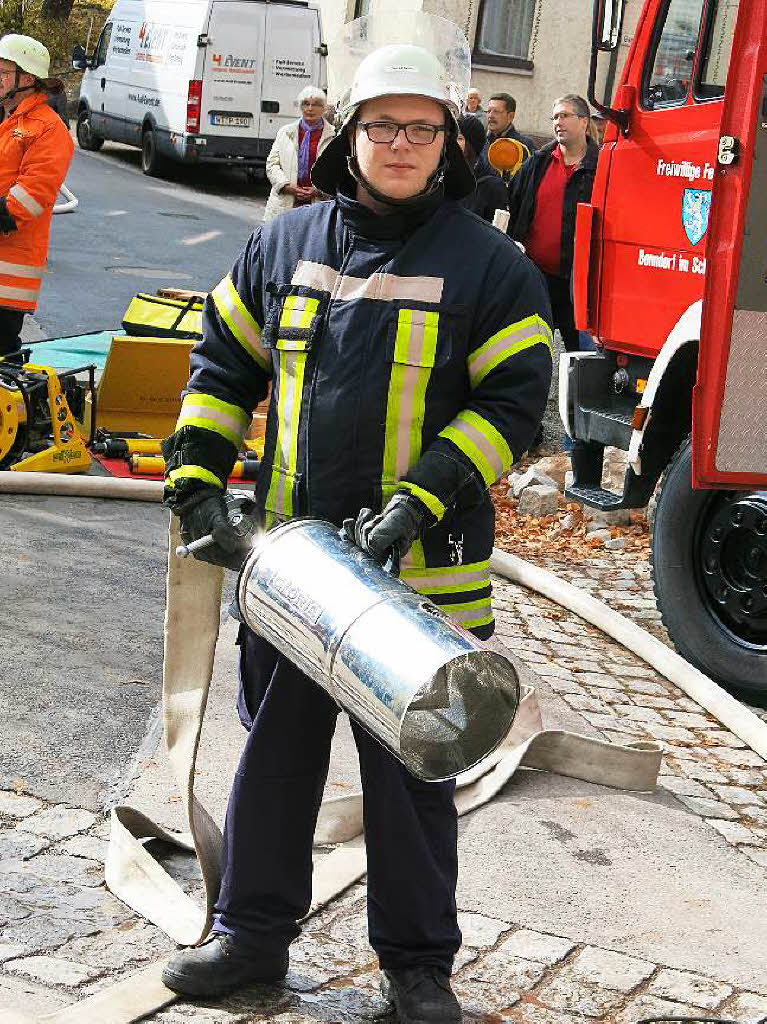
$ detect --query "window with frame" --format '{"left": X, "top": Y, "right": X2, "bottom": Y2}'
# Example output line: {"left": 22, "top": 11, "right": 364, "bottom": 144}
{"left": 696, "top": 0, "right": 739, "bottom": 99}
{"left": 644, "top": 0, "right": 705, "bottom": 108}
{"left": 473, "top": 0, "right": 536, "bottom": 71}
{"left": 94, "top": 23, "right": 113, "bottom": 67}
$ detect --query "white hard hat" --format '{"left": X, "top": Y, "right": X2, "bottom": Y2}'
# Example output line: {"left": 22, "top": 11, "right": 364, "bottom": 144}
{"left": 0, "top": 34, "right": 50, "bottom": 79}
{"left": 330, "top": 12, "right": 471, "bottom": 124}
{"left": 346, "top": 43, "right": 457, "bottom": 119}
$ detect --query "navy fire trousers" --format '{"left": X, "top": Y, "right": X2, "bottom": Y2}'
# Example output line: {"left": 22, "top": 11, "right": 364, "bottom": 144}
{"left": 213, "top": 626, "right": 462, "bottom": 971}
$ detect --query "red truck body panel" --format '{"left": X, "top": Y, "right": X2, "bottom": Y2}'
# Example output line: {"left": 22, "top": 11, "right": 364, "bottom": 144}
{"left": 694, "top": 0, "right": 767, "bottom": 489}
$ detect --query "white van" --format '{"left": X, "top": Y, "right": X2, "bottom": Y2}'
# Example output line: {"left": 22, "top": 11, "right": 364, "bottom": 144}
{"left": 73, "top": 0, "right": 327, "bottom": 176}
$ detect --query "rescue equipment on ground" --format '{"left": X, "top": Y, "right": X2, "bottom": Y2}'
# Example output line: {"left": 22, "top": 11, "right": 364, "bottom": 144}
{"left": 121, "top": 293, "right": 203, "bottom": 340}
{"left": 130, "top": 453, "right": 260, "bottom": 479}
{"left": 82, "top": 333, "right": 194, "bottom": 438}
{"left": 237, "top": 518, "right": 520, "bottom": 781}
{"left": 0, "top": 357, "right": 94, "bottom": 472}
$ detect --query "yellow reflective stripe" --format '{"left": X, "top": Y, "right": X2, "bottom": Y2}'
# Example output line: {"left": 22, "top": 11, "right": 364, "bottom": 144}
{"left": 396, "top": 481, "right": 446, "bottom": 522}
{"left": 439, "top": 596, "right": 494, "bottom": 628}
{"left": 440, "top": 409, "right": 513, "bottom": 487}
{"left": 383, "top": 309, "right": 439, "bottom": 497}
{"left": 212, "top": 275, "right": 269, "bottom": 372}
{"left": 167, "top": 465, "right": 224, "bottom": 489}
{"left": 265, "top": 350, "right": 307, "bottom": 517}
{"left": 279, "top": 295, "right": 319, "bottom": 329}
{"left": 469, "top": 315, "right": 553, "bottom": 387}
{"left": 176, "top": 394, "right": 250, "bottom": 447}
{"left": 401, "top": 560, "right": 491, "bottom": 593}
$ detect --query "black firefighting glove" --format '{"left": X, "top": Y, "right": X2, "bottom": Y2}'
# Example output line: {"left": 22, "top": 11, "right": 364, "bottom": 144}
{"left": 343, "top": 492, "right": 431, "bottom": 575}
{"left": 0, "top": 197, "right": 17, "bottom": 234}
{"left": 173, "top": 487, "right": 244, "bottom": 571}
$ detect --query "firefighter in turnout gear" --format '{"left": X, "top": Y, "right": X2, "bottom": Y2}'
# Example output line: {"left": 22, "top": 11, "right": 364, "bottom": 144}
{"left": 0, "top": 34, "right": 74, "bottom": 358}
{"left": 161, "top": 14, "right": 552, "bottom": 1022}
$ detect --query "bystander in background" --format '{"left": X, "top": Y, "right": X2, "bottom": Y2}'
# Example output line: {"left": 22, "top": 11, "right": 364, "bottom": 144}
{"left": 263, "top": 86, "right": 334, "bottom": 222}
{"left": 457, "top": 115, "right": 507, "bottom": 223}
{"left": 478, "top": 93, "right": 536, "bottom": 177}
{"left": 463, "top": 87, "right": 487, "bottom": 130}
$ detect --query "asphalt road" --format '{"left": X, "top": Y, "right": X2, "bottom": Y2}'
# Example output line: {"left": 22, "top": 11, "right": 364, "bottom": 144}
{"left": 2, "top": 141, "right": 266, "bottom": 810}
{"left": 36, "top": 138, "right": 269, "bottom": 338}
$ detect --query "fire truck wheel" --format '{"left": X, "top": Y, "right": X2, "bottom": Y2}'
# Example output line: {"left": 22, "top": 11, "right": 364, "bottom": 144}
{"left": 651, "top": 435, "right": 767, "bottom": 696}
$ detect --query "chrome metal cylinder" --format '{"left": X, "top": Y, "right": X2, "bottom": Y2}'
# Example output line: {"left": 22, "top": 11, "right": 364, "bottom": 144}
{"left": 237, "top": 519, "right": 519, "bottom": 781}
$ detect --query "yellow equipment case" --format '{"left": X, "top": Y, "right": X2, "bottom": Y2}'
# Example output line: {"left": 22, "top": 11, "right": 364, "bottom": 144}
{"left": 121, "top": 293, "right": 203, "bottom": 340}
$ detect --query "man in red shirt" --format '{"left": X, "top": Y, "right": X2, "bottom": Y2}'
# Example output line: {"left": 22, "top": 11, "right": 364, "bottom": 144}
{"left": 508, "top": 94, "right": 598, "bottom": 352}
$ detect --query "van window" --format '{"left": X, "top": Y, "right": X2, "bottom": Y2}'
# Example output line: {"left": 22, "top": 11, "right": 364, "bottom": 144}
{"left": 696, "top": 0, "right": 739, "bottom": 99}
{"left": 94, "top": 23, "right": 113, "bottom": 67}
{"left": 644, "top": 0, "right": 705, "bottom": 108}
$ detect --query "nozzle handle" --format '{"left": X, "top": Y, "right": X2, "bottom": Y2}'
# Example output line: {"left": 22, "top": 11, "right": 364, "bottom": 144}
{"left": 175, "top": 534, "right": 216, "bottom": 558}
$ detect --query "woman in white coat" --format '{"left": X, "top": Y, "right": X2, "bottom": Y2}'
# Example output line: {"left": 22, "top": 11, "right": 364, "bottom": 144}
{"left": 263, "top": 86, "right": 335, "bottom": 222}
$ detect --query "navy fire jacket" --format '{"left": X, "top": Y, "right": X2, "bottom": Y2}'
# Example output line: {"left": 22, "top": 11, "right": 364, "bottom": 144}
{"left": 164, "top": 189, "right": 553, "bottom": 637}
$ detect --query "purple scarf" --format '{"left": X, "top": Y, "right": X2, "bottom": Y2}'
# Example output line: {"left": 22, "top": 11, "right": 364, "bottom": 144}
{"left": 297, "top": 117, "right": 323, "bottom": 184}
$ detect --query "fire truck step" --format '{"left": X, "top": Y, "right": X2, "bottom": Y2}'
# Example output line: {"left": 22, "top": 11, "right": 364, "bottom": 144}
{"left": 564, "top": 484, "right": 629, "bottom": 510}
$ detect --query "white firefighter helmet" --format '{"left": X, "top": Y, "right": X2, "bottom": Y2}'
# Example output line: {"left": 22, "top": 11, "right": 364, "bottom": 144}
{"left": 330, "top": 12, "right": 471, "bottom": 124}
{"left": 346, "top": 43, "right": 457, "bottom": 119}
{"left": 0, "top": 34, "right": 50, "bottom": 79}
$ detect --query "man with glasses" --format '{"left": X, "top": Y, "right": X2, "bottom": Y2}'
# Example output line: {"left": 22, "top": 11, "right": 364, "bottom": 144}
{"left": 160, "top": 25, "right": 552, "bottom": 1024}
{"left": 508, "top": 94, "right": 598, "bottom": 355}
{"left": 478, "top": 92, "right": 536, "bottom": 177}
{"left": 0, "top": 34, "right": 73, "bottom": 360}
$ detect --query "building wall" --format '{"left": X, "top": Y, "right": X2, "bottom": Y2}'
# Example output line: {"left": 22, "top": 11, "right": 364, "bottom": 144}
{"left": 314, "top": 0, "right": 642, "bottom": 139}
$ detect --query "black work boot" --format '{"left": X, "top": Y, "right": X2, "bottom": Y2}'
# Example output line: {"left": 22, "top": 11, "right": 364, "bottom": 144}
{"left": 381, "top": 966, "right": 462, "bottom": 1024}
{"left": 161, "top": 933, "right": 288, "bottom": 997}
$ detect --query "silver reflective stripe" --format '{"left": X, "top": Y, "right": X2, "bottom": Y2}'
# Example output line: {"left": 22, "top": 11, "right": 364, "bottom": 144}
{"left": 402, "top": 569, "right": 489, "bottom": 590}
{"left": 0, "top": 282, "right": 40, "bottom": 302}
{"left": 336, "top": 273, "right": 443, "bottom": 303}
{"left": 0, "top": 260, "right": 44, "bottom": 279}
{"left": 291, "top": 260, "right": 443, "bottom": 303}
{"left": 292, "top": 261, "right": 338, "bottom": 292}
{"left": 9, "top": 184, "right": 44, "bottom": 217}
{"left": 447, "top": 601, "right": 493, "bottom": 626}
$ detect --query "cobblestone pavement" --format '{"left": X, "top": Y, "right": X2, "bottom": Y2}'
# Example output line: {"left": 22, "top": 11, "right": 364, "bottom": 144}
{"left": 1, "top": 550, "right": 766, "bottom": 1022}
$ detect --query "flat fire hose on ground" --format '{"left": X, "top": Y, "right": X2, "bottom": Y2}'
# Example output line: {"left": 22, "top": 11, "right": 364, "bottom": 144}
{"left": 0, "top": 517, "right": 664, "bottom": 1024}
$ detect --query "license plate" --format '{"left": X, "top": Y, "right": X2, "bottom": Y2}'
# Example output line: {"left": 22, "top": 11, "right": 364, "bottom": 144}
{"left": 211, "top": 114, "right": 251, "bottom": 127}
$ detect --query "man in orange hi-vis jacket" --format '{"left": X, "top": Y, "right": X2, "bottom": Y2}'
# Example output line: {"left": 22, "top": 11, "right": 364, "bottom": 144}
{"left": 0, "top": 34, "right": 73, "bottom": 359}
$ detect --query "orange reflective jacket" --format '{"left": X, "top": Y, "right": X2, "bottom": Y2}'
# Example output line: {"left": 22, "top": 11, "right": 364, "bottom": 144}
{"left": 0, "top": 92, "right": 74, "bottom": 311}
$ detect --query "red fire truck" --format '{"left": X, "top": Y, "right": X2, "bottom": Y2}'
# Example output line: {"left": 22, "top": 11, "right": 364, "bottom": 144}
{"left": 563, "top": 0, "right": 766, "bottom": 693}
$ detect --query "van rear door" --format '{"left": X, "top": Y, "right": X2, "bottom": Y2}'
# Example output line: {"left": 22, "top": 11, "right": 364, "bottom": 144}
{"left": 200, "top": 1, "right": 266, "bottom": 138}
{"left": 260, "top": 3, "right": 322, "bottom": 140}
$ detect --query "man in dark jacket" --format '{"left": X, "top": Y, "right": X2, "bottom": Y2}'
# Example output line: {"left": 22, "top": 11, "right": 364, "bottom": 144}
{"left": 477, "top": 92, "right": 536, "bottom": 177}
{"left": 159, "top": 26, "right": 552, "bottom": 1024}
{"left": 508, "top": 93, "right": 598, "bottom": 353}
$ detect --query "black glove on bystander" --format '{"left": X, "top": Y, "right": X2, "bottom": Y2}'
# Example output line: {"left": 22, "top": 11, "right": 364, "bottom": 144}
{"left": 174, "top": 488, "right": 244, "bottom": 571}
{"left": 343, "top": 492, "right": 431, "bottom": 574}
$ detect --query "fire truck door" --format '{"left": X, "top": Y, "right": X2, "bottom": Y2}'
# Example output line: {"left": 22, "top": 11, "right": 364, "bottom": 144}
{"left": 599, "top": 0, "right": 716, "bottom": 357}
{"left": 693, "top": 0, "right": 767, "bottom": 489}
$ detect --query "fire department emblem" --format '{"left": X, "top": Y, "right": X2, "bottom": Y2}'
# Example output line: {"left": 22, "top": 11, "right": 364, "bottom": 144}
{"left": 682, "top": 188, "right": 711, "bottom": 245}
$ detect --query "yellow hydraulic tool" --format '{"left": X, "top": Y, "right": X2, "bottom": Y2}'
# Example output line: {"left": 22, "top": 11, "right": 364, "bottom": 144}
{"left": 130, "top": 454, "right": 261, "bottom": 479}
{"left": 0, "top": 359, "right": 94, "bottom": 473}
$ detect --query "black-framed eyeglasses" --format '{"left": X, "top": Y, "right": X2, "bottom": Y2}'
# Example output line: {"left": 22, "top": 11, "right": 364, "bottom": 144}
{"left": 358, "top": 120, "right": 446, "bottom": 145}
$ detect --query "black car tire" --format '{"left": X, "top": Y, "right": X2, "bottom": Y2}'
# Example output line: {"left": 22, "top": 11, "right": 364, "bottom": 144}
{"left": 141, "top": 127, "right": 164, "bottom": 176}
{"left": 76, "top": 109, "right": 104, "bottom": 152}
{"left": 651, "top": 435, "right": 767, "bottom": 695}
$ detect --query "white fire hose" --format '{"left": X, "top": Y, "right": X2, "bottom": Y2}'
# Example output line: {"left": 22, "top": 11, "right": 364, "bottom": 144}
{"left": 0, "top": 469, "right": 764, "bottom": 1024}
{"left": 53, "top": 184, "right": 78, "bottom": 215}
